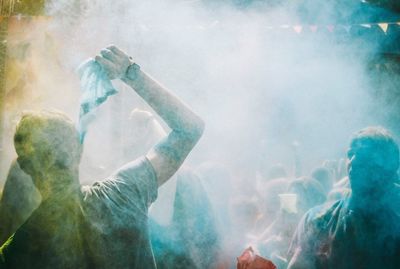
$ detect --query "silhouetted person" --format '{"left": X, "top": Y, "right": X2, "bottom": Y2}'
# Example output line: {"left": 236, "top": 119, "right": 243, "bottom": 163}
{"left": 287, "top": 177, "right": 326, "bottom": 217}
{"left": 257, "top": 164, "right": 291, "bottom": 228}
{"left": 258, "top": 176, "right": 326, "bottom": 268}
{"left": 0, "top": 45, "right": 204, "bottom": 269}
{"left": 151, "top": 171, "right": 220, "bottom": 269}
{"left": 311, "top": 167, "right": 334, "bottom": 196}
{"left": 0, "top": 110, "right": 167, "bottom": 245}
{"left": 287, "top": 127, "right": 400, "bottom": 269}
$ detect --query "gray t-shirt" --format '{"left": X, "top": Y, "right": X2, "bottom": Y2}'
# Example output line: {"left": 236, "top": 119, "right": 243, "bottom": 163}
{"left": 82, "top": 156, "right": 158, "bottom": 269}
{"left": 0, "top": 157, "right": 157, "bottom": 269}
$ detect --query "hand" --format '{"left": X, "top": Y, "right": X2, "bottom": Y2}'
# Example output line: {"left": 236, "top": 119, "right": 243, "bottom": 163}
{"left": 95, "top": 45, "right": 133, "bottom": 80}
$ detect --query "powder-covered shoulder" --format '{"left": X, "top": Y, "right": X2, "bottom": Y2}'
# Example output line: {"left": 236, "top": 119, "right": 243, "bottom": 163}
{"left": 302, "top": 199, "right": 346, "bottom": 231}
{"left": 80, "top": 156, "right": 158, "bottom": 208}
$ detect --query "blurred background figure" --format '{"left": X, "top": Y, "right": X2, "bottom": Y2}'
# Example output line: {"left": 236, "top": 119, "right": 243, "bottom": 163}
{"left": 310, "top": 166, "right": 334, "bottom": 196}
{"left": 256, "top": 164, "right": 291, "bottom": 228}
{"left": 150, "top": 171, "right": 221, "bottom": 269}
{"left": 122, "top": 108, "right": 167, "bottom": 161}
{"left": 257, "top": 176, "right": 327, "bottom": 268}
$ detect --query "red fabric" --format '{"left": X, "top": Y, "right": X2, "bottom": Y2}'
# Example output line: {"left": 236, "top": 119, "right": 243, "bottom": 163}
{"left": 237, "top": 247, "right": 277, "bottom": 269}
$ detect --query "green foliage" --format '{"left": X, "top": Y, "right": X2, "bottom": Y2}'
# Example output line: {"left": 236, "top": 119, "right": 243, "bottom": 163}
{"left": 13, "top": 0, "right": 46, "bottom": 16}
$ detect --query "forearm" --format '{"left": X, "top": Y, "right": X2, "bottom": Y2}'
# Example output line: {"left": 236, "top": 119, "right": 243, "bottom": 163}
{"left": 122, "top": 65, "right": 204, "bottom": 185}
{"left": 122, "top": 66, "right": 204, "bottom": 139}
{"left": 95, "top": 46, "right": 204, "bottom": 185}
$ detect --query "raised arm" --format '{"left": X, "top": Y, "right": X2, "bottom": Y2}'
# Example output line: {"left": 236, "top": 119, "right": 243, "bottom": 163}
{"left": 95, "top": 45, "right": 204, "bottom": 186}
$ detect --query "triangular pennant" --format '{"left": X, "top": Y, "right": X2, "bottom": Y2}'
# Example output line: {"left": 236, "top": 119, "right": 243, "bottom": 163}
{"left": 293, "top": 25, "right": 302, "bottom": 34}
{"left": 343, "top": 25, "right": 351, "bottom": 32}
{"left": 378, "top": 23, "right": 388, "bottom": 33}
{"left": 310, "top": 25, "right": 318, "bottom": 32}
{"left": 327, "top": 25, "right": 335, "bottom": 32}
{"left": 360, "top": 23, "right": 371, "bottom": 28}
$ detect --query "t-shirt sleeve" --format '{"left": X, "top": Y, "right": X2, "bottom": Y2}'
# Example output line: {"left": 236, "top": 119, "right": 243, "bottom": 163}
{"left": 112, "top": 157, "right": 158, "bottom": 206}
{"left": 83, "top": 157, "right": 158, "bottom": 217}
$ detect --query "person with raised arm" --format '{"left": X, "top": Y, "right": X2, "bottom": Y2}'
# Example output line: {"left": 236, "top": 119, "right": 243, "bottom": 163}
{"left": 0, "top": 45, "right": 204, "bottom": 269}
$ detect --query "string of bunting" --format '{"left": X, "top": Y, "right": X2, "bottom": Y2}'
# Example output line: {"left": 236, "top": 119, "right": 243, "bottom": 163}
{"left": 132, "top": 20, "right": 400, "bottom": 34}
{"left": 197, "top": 21, "right": 400, "bottom": 34}
{"left": 281, "top": 21, "right": 399, "bottom": 34}
{"left": 0, "top": 14, "right": 399, "bottom": 35}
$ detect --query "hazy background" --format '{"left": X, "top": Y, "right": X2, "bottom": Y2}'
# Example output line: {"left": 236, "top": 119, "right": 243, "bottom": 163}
{"left": 1, "top": 0, "right": 399, "bottom": 183}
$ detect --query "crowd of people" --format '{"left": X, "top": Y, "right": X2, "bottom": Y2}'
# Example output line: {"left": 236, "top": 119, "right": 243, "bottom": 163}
{"left": 0, "top": 46, "right": 399, "bottom": 269}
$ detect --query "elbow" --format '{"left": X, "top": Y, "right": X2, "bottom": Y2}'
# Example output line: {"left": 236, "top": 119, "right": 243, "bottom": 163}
{"left": 195, "top": 118, "right": 205, "bottom": 137}
{"left": 184, "top": 117, "right": 205, "bottom": 143}
{"left": 192, "top": 117, "right": 205, "bottom": 140}
{"left": 173, "top": 116, "right": 205, "bottom": 144}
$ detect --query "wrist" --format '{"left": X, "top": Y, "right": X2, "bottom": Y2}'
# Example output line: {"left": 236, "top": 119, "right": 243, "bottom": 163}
{"left": 124, "top": 60, "right": 141, "bottom": 81}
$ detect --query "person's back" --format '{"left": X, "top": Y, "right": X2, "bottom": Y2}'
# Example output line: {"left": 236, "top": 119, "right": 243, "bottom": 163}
{"left": 81, "top": 157, "right": 158, "bottom": 268}
{"left": 0, "top": 157, "right": 159, "bottom": 269}
{"left": 0, "top": 160, "right": 41, "bottom": 246}
{"left": 0, "top": 111, "right": 91, "bottom": 269}
{"left": 0, "top": 189, "right": 89, "bottom": 268}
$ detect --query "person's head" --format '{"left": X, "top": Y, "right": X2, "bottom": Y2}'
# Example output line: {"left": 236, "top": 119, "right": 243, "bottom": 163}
{"left": 260, "top": 178, "right": 290, "bottom": 224}
{"left": 123, "top": 109, "right": 166, "bottom": 159}
{"left": 347, "top": 127, "right": 399, "bottom": 196}
{"left": 266, "top": 164, "right": 287, "bottom": 180}
{"left": 14, "top": 110, "right": 82, "bottom": 190}
{"left": 311, "top": 167, "right": 334, "bottom": 195}
{"left": 287, "top": 177, "right": 326, "bottom": 215}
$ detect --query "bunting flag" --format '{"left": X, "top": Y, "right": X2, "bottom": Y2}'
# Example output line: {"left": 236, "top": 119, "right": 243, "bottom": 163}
{"left": 293, "top": 25, "right": 302, "bottom": 34}
{"left": 310, "top": 25, "right": 318, "bottom": 33}
{"left": 378, "top": 23, "right": 388, "bottom": 33}
{"left": 361, "top": 24, "right": 372, "bottom": 28}
{"left": 327, "top": 25, "right": 335, "bottom": 32}
{"left": 343, "top": 25, "right": 351, "bottom": 32}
